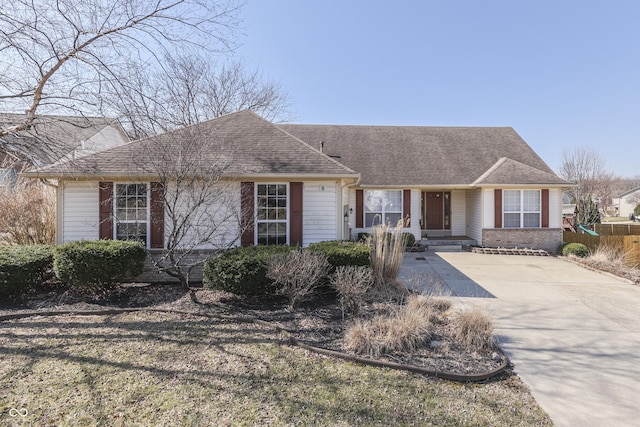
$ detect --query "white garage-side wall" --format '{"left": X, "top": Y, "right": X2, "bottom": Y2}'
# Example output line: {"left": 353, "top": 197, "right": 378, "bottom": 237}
{"left": 450, "top": 189, "right": 466, "bottom": 236}
{"left": 549, "top": 188, "right": 563, "bottom": 228}
{"left": 481, "top": 188, "right": 495, "bottom": 229}
{"left": 61, "top": 181, "right": 100, "bottom": 243}
{"left": 303, "top": 181, "right": 338, "bottom": 245}
{"left": 465, "top": 188, "right": 483, "bottom": 244}
{"left": 408, "top": 189, "right": 421, "bottom": 239}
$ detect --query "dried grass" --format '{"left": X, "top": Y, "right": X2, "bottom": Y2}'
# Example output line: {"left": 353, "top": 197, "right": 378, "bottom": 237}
{"left": 344, "top": 294, "right": 432, "bottom": 357}
{"left": 0, "top": 178, "right": 55, "bottom": 245}
{"left": 453, "top": 306, "right": 495, "bottom": 351}
{"left": 588, "top": 244, "right": 631, "bottom": 267}
{"left": 368, "top": 219, "right": 408, "bottom": 290}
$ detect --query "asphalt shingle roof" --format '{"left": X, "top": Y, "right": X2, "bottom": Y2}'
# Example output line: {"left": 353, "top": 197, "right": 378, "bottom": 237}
{"left": 279, "top": 124, "right": 569, "bottom": 186}
{"left": 25, "top": 110, "right": 357, "bottom": 179}
{"left": 1, "top": 114, "right": 125, "bottom": 165}
{"left": 23, "top": 110, "right": 570, "bottom": 187}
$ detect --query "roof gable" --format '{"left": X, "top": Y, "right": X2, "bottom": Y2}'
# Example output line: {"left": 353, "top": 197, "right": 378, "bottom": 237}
{"left": 472, "top": 157, "right": 571, "bottom": 186}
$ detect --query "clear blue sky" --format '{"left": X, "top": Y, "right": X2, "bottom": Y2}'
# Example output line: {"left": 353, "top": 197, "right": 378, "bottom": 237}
{"left": 235, "top": 1, "right": 639, "bottom": 177}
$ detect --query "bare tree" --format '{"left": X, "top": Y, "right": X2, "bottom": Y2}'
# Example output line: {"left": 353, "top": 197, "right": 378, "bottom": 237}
{"left": 0, "top": 0, "right": 243, "bottom": 140}
{"left": 559, "top": 147, "right": 615, "bottom": 211}
{"left": 117, "top": 56, "right": 291, "bottom": 139}
{"left": 134, "top": 125, "right": 246, "bottom": 288}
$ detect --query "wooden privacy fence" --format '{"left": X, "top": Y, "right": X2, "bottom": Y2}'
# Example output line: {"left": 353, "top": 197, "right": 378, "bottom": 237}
{"left": 594, "top": 223, "right": 640, "bottom": 236}
{"left": 563, "top": 231, "right": 640, "bottom": 268}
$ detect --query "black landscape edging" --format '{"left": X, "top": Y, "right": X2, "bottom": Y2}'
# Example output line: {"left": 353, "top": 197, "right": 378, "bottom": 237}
{"left": 0, "top": 308, "right": 510, "bottom": 383}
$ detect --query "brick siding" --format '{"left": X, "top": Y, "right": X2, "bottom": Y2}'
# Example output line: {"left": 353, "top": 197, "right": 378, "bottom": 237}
{"left": 482, "top": 228, "right": 563, "bottom": 254}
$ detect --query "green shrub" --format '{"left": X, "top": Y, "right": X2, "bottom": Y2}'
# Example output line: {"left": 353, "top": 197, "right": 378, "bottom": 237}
{"left": 203, "top": 245, "right": 297, "bottom": 296}
{"left": 403, "top": 232, "right": 416, "bottom": 248}
{"left": 306, "top": 240, "right": 371, "bottom": 270}
{"left": 53, "top": 240, "right": 146, "bottom": 290}
{"left": 562, "top": 242, "right": 589, "bottom": 258}
{"left": 0, "top": 245, "right": 54, "bottom": 297}
{"left": 634, "top": 204, "right": 640, "bottom": 217}
{"left": 357, "top": 232, "right": 371, "bottom": 242}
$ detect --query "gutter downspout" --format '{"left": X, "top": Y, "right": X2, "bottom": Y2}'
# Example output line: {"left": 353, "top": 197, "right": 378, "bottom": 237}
{"left": 340, "top": 176, "right": 361, "bottom": 240}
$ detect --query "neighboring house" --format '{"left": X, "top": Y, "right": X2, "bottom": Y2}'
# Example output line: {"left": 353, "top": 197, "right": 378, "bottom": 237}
{"left": 23, "top": 110, "right": 571, "bottom": 260}
{"left": 0, "top": 114, "right": 129, "bottom": 186}
{"left": 562, "top": 204, "right": 577, "bottom": 231}
{"left": 614, "top": 187, "right": 640, "bottom": 218}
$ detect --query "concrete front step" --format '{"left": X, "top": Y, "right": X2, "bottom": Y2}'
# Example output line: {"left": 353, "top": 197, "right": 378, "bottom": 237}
{"left": 418, "top": 239, "right": 476, "bottom": 246}
{"left": 424, "top": 244, "right": 462, "bottom": 251}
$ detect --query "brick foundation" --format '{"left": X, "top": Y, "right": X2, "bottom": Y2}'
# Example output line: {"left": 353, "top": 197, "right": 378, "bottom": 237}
{"left": 482, "top": 228, "right": 563, "bottom": 254}
{"left": 130, "top": 250, "right": 221, "bottom": 283}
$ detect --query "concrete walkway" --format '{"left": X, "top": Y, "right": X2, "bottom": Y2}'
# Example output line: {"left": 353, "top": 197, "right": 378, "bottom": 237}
{"left": 400, "top": 251, "right": 640, "bottom": 427}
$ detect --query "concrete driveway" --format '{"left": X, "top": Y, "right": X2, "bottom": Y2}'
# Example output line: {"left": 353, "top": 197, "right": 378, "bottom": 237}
{"left": 401, "top": 251, "right": 640, "bottom": 427}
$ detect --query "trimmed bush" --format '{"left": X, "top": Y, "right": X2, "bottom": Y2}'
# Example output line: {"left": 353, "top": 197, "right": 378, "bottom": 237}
{"left": 306, "top": 241, "right": 371, "bottom": 270}
{"left": 403, "top": 232, "right": 416, "bottom": 248}
{"left": 203, "top": 245, "right": 297, "bottom": 296}
{"left": 357, "top": 232, "right": 371, "bottom": 242}
{"left": 562, "top": 242, "right": 589, "bottom": 258}
{"left": 0, "top": 245, "right": 54, "bottom": 297}
{"left": 53, "top": 240, "right": 146, "bottom": 290}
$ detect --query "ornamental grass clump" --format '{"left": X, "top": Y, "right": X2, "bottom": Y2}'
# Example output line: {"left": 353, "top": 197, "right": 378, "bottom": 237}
{"left": 343, "top": 294, "right": 433, "bottom": 357}
{"left": 266, "top": 249, "right": 330, "bottom": 309}
{"left": 453, "top": 306, "right": 495, "bottom": 351}
{"left": 368, "top": 219, "right": 408, "bottom": 290}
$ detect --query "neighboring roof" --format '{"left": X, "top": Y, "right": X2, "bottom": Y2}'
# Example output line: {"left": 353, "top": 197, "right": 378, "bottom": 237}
{"left": 618, "top": 186, "right": 640, "bottom": 198}
{"left": 23, "top": 110, "right": 358, "bottom": 180}
{"left": 279, "top": 124, "right": 570, "bottom": 187}
{"left": 472, "top": 157, "right": 569, "bottom": 186}
{"left": 0, "top": 113, "right": 128, "bottom": 165}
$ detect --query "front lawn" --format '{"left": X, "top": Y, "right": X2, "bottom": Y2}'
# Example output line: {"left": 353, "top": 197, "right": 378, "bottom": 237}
{"left": 0, "top": 310, "right": 552, "bottom": 426}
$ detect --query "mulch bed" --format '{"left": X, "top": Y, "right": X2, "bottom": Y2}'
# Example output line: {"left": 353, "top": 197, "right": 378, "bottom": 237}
{"left": 0, "top": 282, "right": 506, "bottom": 377}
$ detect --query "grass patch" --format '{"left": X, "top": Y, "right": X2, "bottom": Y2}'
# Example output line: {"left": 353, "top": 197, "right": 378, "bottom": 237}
{"left": 0, "top": 311, "right": 552, "bottom": 426}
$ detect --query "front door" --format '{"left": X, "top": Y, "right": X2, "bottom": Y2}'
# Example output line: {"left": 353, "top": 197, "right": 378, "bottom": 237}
{"left": 424, "top": 192, "right": 444, "bottom": 229}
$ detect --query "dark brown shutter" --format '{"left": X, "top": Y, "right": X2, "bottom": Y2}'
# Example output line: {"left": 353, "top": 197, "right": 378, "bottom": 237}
{"left": 290, "top": 182, "right": 303, "bottom": 246}
{"left": 356, "top": 189, "right": 364, "bottom": 228}
{"left": 494, "top": 189, "right": 502, "bottom": 229}
{"left": 150, "top": 182, "right": 164, "bottom": 248}
{"left": 99, "top": 182, "right": 113, "bottom": 240}
{"left": 240, "top": 182, "right": 254, "bottom": 247}
{"left": 403, "top": 189, "right": 411, "bottom": 227}
{"left": 541, "top": 189, "right": 549, "bottom": 228}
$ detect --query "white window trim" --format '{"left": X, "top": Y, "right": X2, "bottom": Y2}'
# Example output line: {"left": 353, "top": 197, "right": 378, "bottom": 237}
{"left": 503, "top": 189, "right": 541, "bottom": 229}
{"left": 113, "top": 182, "right": 151, "bottom": 247}
{"left": 363, "top": 189, "right": 403, "bottom": 227}
{"left": 254, "top": 182, "right": 290, "bottom": 245}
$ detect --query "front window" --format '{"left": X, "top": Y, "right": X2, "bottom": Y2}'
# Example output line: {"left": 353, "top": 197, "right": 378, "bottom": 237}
{"left": 504, "top": 190, "right": 540, "bottom": 228}
{"left": 115, "top": 183, "right": 148, "bottom": 244}
{"left": 364, "top": 190, "right": 402, "bottom": 227}
{"left": 256, "top": 184, "right": 287, "bottom": 245}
